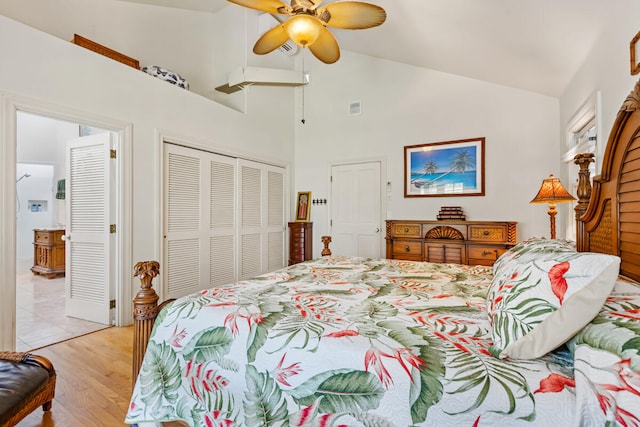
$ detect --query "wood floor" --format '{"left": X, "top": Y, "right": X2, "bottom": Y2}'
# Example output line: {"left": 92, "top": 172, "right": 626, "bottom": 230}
{"left": 16, "top": 326, "right": 134, "bottom": 427}
{"left": 15, "top": 327, "right": 187, "bottom": 427}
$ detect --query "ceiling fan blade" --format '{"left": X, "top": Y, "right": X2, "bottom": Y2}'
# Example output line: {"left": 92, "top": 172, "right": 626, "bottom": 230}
{"left": 227, "top": 0, "right": 290, "bottom": 15}
{"left": 319, "top": 1, "right": 386, "bottom": 29}
{"left": 308, "top": 27, "right": 340, "bottom": 64}
{"left": 253, "top": 24, "right": 290, "bottom": 55}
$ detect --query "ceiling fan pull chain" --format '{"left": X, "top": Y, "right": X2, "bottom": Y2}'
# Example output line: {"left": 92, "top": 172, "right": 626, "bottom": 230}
{"left": 301, "top": 48, "right": 306, "bottom": 124}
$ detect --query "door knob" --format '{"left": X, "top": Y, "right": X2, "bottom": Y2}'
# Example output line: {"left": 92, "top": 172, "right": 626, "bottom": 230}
{"left": 61, "top": 235, "right": 70, "bottom": 241}
{"left": 375, "top": 228, "right": 380, "bottom": 233}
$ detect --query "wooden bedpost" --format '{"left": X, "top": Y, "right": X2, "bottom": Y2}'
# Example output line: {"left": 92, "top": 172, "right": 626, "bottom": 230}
{"left": 574, "top": 153, "right": 594, "bottom": 252}
{"left": 132, "top": 260, "right": 160, "bottom": 386}
{"left": 321, "top": 235, "right": 332, "bottom": 256}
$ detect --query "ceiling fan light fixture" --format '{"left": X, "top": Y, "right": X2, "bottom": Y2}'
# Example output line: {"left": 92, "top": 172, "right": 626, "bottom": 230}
{"left": 227, "top": 0, "right": 385, "bottom": 64}
{"left": 285, "top": 14, "right": 323, "bottom": 47}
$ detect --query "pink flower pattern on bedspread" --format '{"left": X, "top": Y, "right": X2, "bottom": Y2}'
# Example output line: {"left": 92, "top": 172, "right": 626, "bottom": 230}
{"left": 125, "top": 256, "right": 640, "bottom": 426}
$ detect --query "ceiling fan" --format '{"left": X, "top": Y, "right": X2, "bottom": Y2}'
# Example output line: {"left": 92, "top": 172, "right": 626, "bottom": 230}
{"left": 227, "top": 0, "right": 387, "bottom": 64}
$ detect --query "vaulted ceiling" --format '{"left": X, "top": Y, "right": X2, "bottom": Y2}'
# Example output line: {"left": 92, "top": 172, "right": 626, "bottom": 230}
{"left": 117, "top": 0, "right": 621, "bottom": 96}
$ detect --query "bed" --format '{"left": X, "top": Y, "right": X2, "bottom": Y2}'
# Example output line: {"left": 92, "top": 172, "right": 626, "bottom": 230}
{"left": 126, "top": 78, "right": 640, "bottom": 426}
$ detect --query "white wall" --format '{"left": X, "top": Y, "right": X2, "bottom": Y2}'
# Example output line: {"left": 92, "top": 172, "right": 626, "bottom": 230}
{"left": 15, "top": 113, "right": 78, "bottom": 260}
{"left": 15, "top": 163, "right": 55, "bottom": 260}
{"left": 0, "top": 0, "right": 218, "bottom": 100}
{"left": 560, "top": 1, "right": 640, "bottom": 174}
{"left": 0, "top": 15, "right": 295, "bottom": 289}
{"left": 0, "top": 0, "right": 299, "bottom": 112}
{"left": 6, "top": 0, "right": 634, "bottom": 260}
{"left": 3, "top": 0, "right": 637, "bottom": 261}
{"left": 294, "top": 51, "right": 561, "bottom": 254}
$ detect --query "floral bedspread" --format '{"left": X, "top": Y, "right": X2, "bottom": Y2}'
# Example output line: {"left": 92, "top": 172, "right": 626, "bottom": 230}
{"left": 126, "top": 256, "right": 640, "bottom": 426}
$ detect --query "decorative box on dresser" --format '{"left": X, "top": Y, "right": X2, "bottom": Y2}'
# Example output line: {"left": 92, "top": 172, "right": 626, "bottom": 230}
{"left": 288, "top": 222, "right": 313, "bottom": 265}
{"left": 31, "top": 228, "right": 66, "bottom": 279}
{"left": 386, "top": 219, "right": 517, "bottom": 266}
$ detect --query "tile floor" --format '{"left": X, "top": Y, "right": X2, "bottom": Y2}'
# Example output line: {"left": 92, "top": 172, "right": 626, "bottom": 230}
{"left": 16, "top": 258, "right": 110, "bottom": 351}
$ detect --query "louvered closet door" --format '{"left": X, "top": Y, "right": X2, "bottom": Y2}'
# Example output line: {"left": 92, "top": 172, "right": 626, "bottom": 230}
{"left": 266, "top": 168, "right": 286, "bottom": 271}
{"left": 65, "top": 134, "right": 112, "bottom": 324}
{"left": 164, "top": 144, "right": 237, "bottom": 299}
{"left": 238, "top": 159, "right": 286, "bottom": 279}
{"left": 209, "top": 155, "right": 237, "bottom": 286}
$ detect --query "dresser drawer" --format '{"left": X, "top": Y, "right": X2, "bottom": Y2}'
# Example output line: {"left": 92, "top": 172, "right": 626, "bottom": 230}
{"left": 467, "top": 245, "right": 508, "bottom": 266}
{"left": 392, "top": 240, "right": 422, "bottom": 258}
{"left": 391, "top": 223, "right": 422, "bottom": 238}
{"left": 425, "top": 242, "right": 466, "bottom": 264}
{"left": 34, "top": 231, "right": 51, "bottom": 243}
{"left": 34, "top": 230, "right": 64, "bottom": 244}
{"left": 468, "top": 225, "right": 507, "bottom": 243}
{"left": 291, "top": 241, "right": 306, "bottom": 252}
{"left": 386, "top": 219, "right": 517, "bottom": 266}
{"left": 288, "top": 222, "right": 312, "bottom": 265}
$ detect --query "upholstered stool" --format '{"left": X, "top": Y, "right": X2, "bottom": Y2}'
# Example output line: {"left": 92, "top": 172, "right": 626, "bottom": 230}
{"left": 0, "top": 351, "right": 56, "bottom": 426}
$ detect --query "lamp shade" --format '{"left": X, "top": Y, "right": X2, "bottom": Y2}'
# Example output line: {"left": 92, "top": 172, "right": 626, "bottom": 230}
{"left": 285, "top": 14, "right": 323, "bottom": 47}
{"left": 530, "top": 174, "right": 576, "bottom": 204}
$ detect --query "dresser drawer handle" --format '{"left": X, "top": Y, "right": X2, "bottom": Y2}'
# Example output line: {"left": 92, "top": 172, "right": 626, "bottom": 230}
{"left": 482, "top": 250, "right": 499, "bottom": 257}
{"left": 405, "top": 245, "right": 410, "bottom": 252}
{"left": 483, "top": 230, "right": 490, "bottom": 236}
{"left": 404, "top": 227, "right": 409, "bottom": 233}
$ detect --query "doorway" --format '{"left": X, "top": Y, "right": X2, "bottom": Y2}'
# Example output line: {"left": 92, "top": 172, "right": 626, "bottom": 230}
{"left": 12, "top": 110, "right": 120, "bottom": 351}
{"left": 329, "top": 160, "right": 384, "bottom": 257}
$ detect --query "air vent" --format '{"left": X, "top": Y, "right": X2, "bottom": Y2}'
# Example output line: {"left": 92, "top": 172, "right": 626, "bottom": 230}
{"left": 278, "top": 41, "right": 298, "bottom": 56}
{"left": 349, "top": 101, "right": 362, "bottom": 116}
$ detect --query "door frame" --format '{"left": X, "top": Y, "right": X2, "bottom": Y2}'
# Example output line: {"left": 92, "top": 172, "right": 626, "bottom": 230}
{"left": 0, "top": 93, "right": 132, "bottom": 350}
{"left": 328, "top": 157, "right": 387, "bottom": 256}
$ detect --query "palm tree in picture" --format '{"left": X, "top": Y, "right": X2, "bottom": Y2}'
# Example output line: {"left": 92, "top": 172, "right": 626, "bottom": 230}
{"left": 411, "top": 160, "right": 439, "bottom": 187}
{"left": 428, "top": 149, "right": 475, "bottom": 185}
{"left": 425, "top": 161, "right": 439, "bottom": 175}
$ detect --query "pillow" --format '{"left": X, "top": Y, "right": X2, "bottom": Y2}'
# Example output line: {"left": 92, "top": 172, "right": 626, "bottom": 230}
{"left": 140, "top": 65, "right": 190, "bottom": 90}
{"left": 487, "top": 242, "right": 620, "bottom": 359}
{"left": 492, "top": 237, "right": 575, "bottom": 276}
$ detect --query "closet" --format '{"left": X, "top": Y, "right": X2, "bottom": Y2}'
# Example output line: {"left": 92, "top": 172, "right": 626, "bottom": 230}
{"left": 164, "top": 143, "right": 286, "bottom": 299}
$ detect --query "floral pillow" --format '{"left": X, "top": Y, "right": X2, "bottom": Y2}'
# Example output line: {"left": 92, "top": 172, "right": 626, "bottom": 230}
{"left": 487, "top": 241, "right": 620, "bottom": 359}
{"left": 492, "top": 237, "right": 575, "bottom": 275}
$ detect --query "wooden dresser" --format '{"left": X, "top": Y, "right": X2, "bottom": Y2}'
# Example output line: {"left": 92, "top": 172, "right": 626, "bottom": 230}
{"left": 31, "top": 228, "right": 66, "bottom": 279}
{"left": 386, "top": 219, "right": 517, "bottom": 266}
{"left": 288, "top": 222, "right": 313, "bottom": 265}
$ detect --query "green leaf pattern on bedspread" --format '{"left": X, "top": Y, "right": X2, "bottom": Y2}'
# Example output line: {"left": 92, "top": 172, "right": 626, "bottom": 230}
{"left": 570, "top": 277, "right": 640, "bottom": 426}
{"left": 126, "top": 256, "right": 640, "bottom": 426}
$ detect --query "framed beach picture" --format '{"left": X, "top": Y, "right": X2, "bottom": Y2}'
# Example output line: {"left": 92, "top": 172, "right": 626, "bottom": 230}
{"left": 295, "top": 191, "right": 311, "bottom": 222}
{"left": 404, "top": 137, "right": 485, "bottom": 197}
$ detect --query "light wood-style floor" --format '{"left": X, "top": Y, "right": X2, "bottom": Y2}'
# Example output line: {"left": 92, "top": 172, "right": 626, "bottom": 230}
{"left": 15, "top": 326, "right": 186, "bottom": 427}
{"left": 16, "top": 326, "right": 134, "bottom": 427}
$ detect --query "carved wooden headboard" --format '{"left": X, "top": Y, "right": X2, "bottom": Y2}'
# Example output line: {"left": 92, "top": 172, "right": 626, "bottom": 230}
{"left": 576, "top": 78, "right": 640, "bottom": 282}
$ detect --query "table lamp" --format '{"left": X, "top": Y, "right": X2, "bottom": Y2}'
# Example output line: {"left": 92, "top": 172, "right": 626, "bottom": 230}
{"left": 530, "top": 174, "right": 576, "bottom": 239}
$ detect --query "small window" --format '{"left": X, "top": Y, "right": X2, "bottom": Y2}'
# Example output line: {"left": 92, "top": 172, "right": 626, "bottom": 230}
{"left": 563, "top": 94, "right": 600, "bottom": 241}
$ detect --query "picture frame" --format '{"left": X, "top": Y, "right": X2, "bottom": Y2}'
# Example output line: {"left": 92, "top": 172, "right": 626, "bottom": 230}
{"left": 295, "top": 191, "right": 312, "bottom": 222}
{"left": 404, "top": 137, "right": 485, "bottom": 197}
{"left": 631, "top": 30, "right": 640, "bottom": 75}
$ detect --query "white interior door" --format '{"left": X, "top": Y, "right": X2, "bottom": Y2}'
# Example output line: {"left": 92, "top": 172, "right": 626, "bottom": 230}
{"left": 65, "top": 133, "right": 112, "bottom": 325}
{"left": 330, "top": 161, "right": 383, "bottom": 257}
